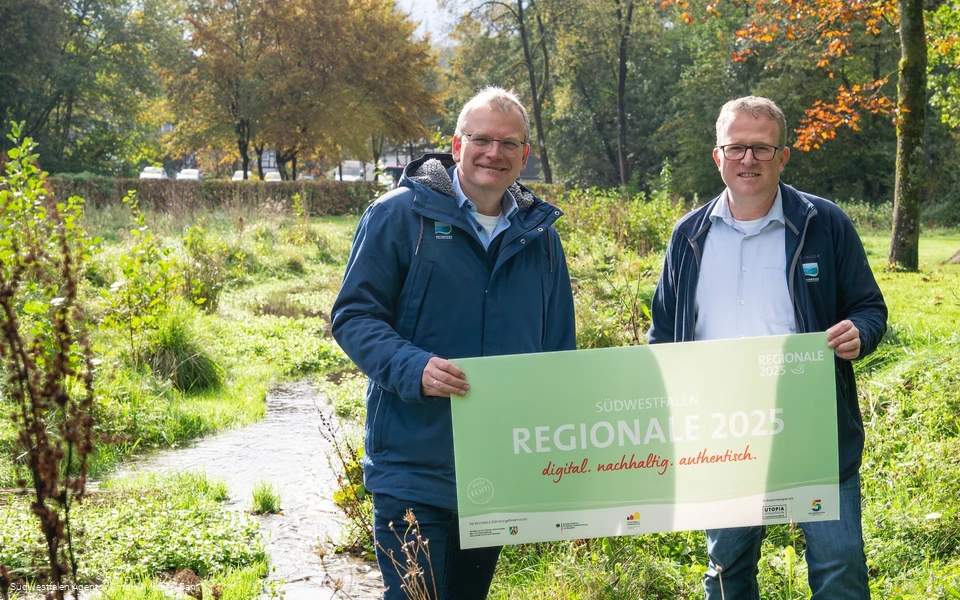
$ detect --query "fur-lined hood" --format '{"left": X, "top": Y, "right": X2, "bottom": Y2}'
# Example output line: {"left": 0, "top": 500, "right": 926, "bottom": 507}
{"left": 404, "top": 155, "right": 536, "bottom": 210}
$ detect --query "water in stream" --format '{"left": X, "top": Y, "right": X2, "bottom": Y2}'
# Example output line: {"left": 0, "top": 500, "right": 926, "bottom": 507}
{"left": 112, "top": 380, "right": 382, "bottom": 600}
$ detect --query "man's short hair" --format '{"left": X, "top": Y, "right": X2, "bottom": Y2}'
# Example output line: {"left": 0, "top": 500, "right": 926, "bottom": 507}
{"left": 716, "top": 96, "right": 787, "bottom": 147}
{"left": 455, "top": 86, "right": 531, "bottom": 143}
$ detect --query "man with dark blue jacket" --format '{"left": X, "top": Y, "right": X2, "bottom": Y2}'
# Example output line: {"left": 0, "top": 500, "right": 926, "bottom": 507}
{"left": 332, "top": 87, "right": 576, "bottom": 599}
{"left": 649, "top": 96, "right": 886, "bottom": 599}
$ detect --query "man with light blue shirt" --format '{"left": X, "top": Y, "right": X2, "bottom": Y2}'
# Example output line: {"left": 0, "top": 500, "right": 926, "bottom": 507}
{"left": 649, "top": 96, "right": 887, "bottom": 599}
{"left": 332, "top": 87, "right": 576, "bottom": 599}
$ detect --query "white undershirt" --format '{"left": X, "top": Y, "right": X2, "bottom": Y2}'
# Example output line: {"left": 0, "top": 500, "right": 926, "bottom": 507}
{"left": 474, "top": 212, "right": 501, "bottom": 239}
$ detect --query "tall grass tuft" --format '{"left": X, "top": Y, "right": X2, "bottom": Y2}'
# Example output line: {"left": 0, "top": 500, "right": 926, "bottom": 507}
{"left": 251, "top": 480, "right": 281, "bottom": 515}
{"left": 144, "top": 305, "right": 223, "bottom": 393}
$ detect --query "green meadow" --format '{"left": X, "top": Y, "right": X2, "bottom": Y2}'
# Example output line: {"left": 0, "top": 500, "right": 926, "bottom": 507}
{"left": 2, "top": 169, "right": 958, "bottom": 599}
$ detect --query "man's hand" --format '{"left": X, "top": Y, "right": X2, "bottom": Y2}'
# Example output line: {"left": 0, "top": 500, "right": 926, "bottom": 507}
{"left": 826, "top": 320, "right": 861, "bottom": 360}
{"left": 421, "top": 357, "right": 469, "bottom": 398}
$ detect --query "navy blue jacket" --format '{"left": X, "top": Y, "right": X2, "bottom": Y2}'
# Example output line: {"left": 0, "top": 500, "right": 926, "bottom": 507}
{"left": 331, "top": 154, "right": 577, "bottom": 510}
{"left": 649, "top": 182, "right": 887, "bottom": 481}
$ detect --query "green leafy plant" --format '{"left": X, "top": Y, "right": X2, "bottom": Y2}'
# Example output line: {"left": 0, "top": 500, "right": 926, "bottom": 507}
{"left": 0, "top": 121, "right": 97, "bottom": 600}
{"left": 182, "top": 218, "right": 229, "bottom": 312}
{"left": 285, "top": 193, "right": 310, "bottom": 246}
{"left": 100, "top": 191, "right": 182, "bottom": 364}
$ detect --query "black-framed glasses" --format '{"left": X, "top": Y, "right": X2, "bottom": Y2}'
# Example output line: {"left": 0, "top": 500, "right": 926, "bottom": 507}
{"left": 718, "top": 144, "right": 782, "bottom": 161}
{"left": 462, "top": 132, "right": 528, "bottom": 156}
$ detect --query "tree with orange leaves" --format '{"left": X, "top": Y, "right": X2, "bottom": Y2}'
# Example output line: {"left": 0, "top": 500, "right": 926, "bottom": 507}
{"left": 671, "top": 0, "right": 938, "bottom": 270}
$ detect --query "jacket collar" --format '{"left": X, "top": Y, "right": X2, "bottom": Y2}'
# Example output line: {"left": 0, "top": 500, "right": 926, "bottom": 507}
{"left": 681, "top": 181, "right": 817, "bottom": 244}
{"left": 401, "top": 153, "right": 537, "bottom": 210}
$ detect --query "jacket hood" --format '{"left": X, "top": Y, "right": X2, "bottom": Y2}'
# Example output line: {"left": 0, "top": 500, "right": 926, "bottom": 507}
{"left": 402, "top": 153, "right": 537, "bottom": 210}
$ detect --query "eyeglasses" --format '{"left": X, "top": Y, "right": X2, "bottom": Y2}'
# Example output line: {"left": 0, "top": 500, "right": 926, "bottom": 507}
{"left": 717, "top": 144, "right": 782, "bottom": 161}
{"left": 462, "top": 132, "right": 528, "bottom": 156}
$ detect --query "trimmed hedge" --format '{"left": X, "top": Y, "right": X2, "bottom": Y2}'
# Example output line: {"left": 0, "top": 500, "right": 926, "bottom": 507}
{"left": 47, "top": 177, "right": 380, "bottom": 216}
{"left": 46, "top": 177, "right": 567, "bottom": 216}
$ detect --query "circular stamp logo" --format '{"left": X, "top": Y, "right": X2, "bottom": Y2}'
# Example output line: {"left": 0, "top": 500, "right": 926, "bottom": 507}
{"left": 467, "top": 478, "right": 495, "bottom": 505}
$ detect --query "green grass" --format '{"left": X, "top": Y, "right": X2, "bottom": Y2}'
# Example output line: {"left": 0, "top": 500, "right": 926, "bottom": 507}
{"left": 482, "top": 228, "right": 960, "bottom": 599}
{"left": 251, "top": 480, "right": 282, "bottom": 515}
{"left": 311, "top": 210, "right": 960, "bottom": 599}
{"left": 3, "top": 192, "right": 958, "bottom": 599}
{"left": 0, "top": 203, "right": 360, "bottom": 596}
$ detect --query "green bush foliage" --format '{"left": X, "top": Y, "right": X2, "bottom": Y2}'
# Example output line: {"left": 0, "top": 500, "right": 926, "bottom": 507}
{"left": 99, "top": 191, "right": 182, "bottom": 364}
{"left": 318, "top": 372, "right": 367, "bottom": 421}
{"left": 835, "top": 199, "right": 894, "bottom": 230}
{"left": 182, "top": 218, "right": 232, "bottom": 312}
{"left": 556, "top": 187, "right": 686, "bottom": 256}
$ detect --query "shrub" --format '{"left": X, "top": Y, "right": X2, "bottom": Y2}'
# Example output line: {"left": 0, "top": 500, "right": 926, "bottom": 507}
{"left": 100, "top": 191, "right": 182, "bottom": 364}
{"left": 182, "top": 219, "right": 231, "bottom": 312}
{"left": 143, "top": 305, "right": 223, "bottom": 393}
{"left": 835, "top": 199, "right": 893, "bottom": 230}
{"left": 556, "top": 187, "right": 686, "bottom": 255}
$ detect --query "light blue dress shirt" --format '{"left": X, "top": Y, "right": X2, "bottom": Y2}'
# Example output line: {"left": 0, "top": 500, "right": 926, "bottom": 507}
{"left": 694, "top": 188, "right": 797, "bottom": 341}
{"left": 453, "top": 170, "right": 518, "bottom": 250}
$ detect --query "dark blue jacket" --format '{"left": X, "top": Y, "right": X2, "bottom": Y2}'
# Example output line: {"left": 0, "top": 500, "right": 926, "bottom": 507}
{"left": 331, "top": 154, "right": 577, "bottom": 510}
{"left": 649, "top": 182, "right": 887, "bottom": 481}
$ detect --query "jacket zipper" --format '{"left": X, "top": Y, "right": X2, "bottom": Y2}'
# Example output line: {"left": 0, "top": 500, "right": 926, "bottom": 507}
{"left": 789, "top": 210, "right": 816, "bottom": 333}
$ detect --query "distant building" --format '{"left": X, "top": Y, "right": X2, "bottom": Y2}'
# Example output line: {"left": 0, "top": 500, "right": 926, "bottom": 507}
{"left": 519, "top": 154, "right": 544, "bottom": 182}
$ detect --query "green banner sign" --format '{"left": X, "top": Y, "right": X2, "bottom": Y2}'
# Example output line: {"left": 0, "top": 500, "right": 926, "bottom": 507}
{"left": 451, "top": 333, "right": 839, "bottom": 548}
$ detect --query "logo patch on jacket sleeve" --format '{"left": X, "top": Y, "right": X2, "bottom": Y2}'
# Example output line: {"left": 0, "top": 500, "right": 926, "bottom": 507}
{"left": 434, "top": 221, "right": 453, "bottom": 239}
{"left": 802, "top": 262, "right": 820, "bottom": 281}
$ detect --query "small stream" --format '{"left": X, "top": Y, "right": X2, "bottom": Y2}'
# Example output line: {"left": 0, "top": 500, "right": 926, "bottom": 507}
{"left": 112, "top": 380, "right": 382, "bottom": 600}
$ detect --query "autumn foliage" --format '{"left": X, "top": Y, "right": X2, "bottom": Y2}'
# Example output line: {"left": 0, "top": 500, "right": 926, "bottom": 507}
{"left": 661, "top": 0, "right": 901, "bottom": 150}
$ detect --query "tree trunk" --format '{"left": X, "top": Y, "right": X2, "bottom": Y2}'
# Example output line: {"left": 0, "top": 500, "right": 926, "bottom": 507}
{"left": 517, "top": 0, "right": 553, "bottom": 183}
{"left": 253, "top": 142, "right": 265, "bottom": 180}
{"left": 238, "top": 119, "right": 252, "bottom": 180}
{"left": 575, "top": 73, "right": 619, "bottom": 181}
{"left": 888, "top": 0, "right": 926, "bottom": 271}
{"left": 615, "top": 0, "right": 634, "bottom": 195}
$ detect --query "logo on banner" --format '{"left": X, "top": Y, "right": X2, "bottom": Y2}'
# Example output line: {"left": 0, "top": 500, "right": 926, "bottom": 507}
{"left": 509, "top": 526, "right": 519, "bottom": 535}
{"left": 626, "top": 511, "right": 641, "bottom": 521}
{"left": 811, "top": 499, "right": 823, "bottom": 512}
{"left": 467, "top": 478, "right": 494, "bottom": 504}
{"left": 763, "top": 504, "right": 788, "bottom": 520}
{"left": 435, "top": 222, "right": 453, "bottom": 240}
{"left": 802, "top": 262, "right": 820, "bottom": 282}
{"left": 555, "top": 521, "right": 588, "bottom": 532}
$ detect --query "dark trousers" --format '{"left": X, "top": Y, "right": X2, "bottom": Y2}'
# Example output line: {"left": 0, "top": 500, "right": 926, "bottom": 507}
{"left": 373, "top": 493, "right": 502, "bottom": 600}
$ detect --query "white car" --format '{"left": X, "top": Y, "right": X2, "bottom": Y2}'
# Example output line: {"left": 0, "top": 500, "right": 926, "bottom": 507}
{"left": 297, "top": 173, "right": 316, "bottom": 181}
{"left": 330, "top": 160, "right": 365, "bottom": 182}
{"left": 264, "top": 171, "right": 282, "bottom": 182}
{"left": 139, "top": 166, "right": 167, "bottom": 179}
{"left": 231, "top": 170, "right": 256, "bottom": 181}
{"left": 176, "top": 169, "right": 202, "bottom": 181}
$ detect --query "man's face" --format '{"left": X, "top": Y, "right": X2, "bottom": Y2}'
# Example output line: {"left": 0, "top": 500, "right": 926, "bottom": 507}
{"left": 452, "top": 106, "right": 530, "bottom": 197}
{"left": 713, "top": 113, "right": 790, "bottom": 211}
